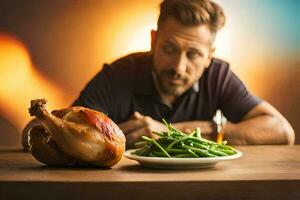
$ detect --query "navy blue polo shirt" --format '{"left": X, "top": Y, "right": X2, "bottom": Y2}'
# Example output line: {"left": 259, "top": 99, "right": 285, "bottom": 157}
{"left": 72, "top": 52, "right": 261, "bottom": 123}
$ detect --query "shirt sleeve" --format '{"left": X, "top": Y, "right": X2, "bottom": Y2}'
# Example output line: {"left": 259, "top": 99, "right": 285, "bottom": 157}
{"left": 216, "top": 64, "right": 261, "bottom": 122}
{"left": 72, "top": 64, "right": 115, "bottom": 118}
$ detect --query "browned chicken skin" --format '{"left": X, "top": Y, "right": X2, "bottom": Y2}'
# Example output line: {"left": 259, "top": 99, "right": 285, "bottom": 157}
{"left": 28, "top": 99, "right": 126, "bottom": 167}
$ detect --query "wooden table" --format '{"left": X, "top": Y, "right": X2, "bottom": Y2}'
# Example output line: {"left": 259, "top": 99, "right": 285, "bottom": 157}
{"left": 0, "top": 145, "right": 299, "bottom": 200}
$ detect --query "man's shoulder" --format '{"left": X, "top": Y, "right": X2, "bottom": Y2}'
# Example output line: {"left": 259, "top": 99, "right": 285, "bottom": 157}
{"left": 200, "top": 58, "right": 233, "bottom": 90}
{"left": 97, "top": 52, "right": 151, "bottom": 91}
{"left": 210, "top": 58, "right": 230, "bottom": 70}
{"left": 109, "top": 51, "right": 151, "bottom": 72}
{"left": 205, "top": 57, "right": 231, "bottom": 78}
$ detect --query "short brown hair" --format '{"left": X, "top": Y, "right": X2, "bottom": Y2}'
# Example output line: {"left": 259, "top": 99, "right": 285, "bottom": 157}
{"left": 158, "top": 0, "right": 225, "bottom": 34}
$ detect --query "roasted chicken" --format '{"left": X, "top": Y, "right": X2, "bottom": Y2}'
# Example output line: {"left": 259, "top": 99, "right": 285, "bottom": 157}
{"left": 28, "top": 99, "right": 126, "bottom": 167}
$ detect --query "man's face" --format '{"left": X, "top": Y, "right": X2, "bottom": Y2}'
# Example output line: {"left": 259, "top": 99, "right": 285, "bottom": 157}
{"left": 151, "top": 17, "right": 214, "bottom": 97}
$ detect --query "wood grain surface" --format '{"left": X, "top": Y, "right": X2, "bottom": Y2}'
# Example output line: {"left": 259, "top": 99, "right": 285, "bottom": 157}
{"left": 0, "top": 145, "right": 299, "bottom": 200}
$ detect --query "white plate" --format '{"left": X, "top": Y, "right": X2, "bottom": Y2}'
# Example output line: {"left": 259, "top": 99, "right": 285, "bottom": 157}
{"left": 124, "top": 149, "right": 242, "bottom": 169}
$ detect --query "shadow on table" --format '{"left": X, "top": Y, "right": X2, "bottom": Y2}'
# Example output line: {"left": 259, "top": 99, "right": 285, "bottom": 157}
{"left": 18, "top": 164, "right": 112, "bottom": 171}
{"left": 119, "top": 164, "right": 226, "bottom": 173}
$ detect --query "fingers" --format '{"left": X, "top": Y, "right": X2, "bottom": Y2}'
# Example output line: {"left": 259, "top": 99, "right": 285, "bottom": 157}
{"left": 118, "top": 112, "right": 165, "bottom": 148}
{"left": 183, "top": 128, "right": 192, "bottom": 133}
{"left": 200, "top": 132, "right": 215, "bottom": 141}
{"left": 130, "top": 111, "right": 144, "bottom": 120}
{"left": 118, "top": 118, "right": 147, "bottom": 135}
{"left": 125, "top": 126, "right": 153, "bottom": 149}
{"left": 118, "top": 112, "right": 147, "bottom": 134}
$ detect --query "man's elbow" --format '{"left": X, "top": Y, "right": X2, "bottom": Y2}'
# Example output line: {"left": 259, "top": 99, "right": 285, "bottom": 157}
{"left": 280, "top": 119, "right": 295, "bottom": 145}
{"left": 284, "top": 126, "right": 295, "bottom": 145}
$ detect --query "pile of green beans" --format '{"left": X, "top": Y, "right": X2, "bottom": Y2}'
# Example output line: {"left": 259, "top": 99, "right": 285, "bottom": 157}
{"left": 131, "top": 120, "right": 238, "bottom": 158}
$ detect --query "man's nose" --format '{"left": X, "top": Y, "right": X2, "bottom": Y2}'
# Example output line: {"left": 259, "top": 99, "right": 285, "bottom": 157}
{"left": 172, "top": 54, "right": 187, "bottom": 74}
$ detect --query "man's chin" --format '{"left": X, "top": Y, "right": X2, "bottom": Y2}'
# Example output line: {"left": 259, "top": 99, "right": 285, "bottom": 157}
{"left": 161, "top": 84, "right": 186, "bottom": 96}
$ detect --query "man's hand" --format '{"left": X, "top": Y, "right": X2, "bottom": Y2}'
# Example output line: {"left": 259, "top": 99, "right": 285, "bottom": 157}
{"left": 118, "top": 112, "right": 167, "bottom": 148}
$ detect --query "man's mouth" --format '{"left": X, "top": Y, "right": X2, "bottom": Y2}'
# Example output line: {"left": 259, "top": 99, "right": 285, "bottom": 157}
{"left": 166, "top": 76, "right": 185, "bottom": 86}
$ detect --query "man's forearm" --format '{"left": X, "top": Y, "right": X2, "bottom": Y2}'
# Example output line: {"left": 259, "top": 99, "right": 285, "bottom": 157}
{"left": 224, "top": 115, "right": 295, "bottom": 145}
{"left": 171, "top": 114, "right": 294, "bottom": 145}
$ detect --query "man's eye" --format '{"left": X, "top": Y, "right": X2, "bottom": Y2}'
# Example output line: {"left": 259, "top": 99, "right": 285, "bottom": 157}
{"left": 187, "top": 51, "right": 202, "bottom": 60}
{"left": 162, "top": 45, "right": 177, "bottom": 54}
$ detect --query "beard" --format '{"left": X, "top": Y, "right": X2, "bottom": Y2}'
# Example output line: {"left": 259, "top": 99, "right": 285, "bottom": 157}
{"left": 153, "top": 68, "right": 190, "bottom": 97}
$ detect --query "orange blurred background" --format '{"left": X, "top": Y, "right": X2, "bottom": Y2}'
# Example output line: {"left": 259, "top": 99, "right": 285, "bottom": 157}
{"left": 0, "top": 0, "right": 299, "bottom": 145}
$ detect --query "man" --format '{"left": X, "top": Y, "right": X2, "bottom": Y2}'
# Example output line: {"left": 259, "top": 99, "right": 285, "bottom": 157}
{"left": 72, "top": 0, "right": 295, "bottom": 147}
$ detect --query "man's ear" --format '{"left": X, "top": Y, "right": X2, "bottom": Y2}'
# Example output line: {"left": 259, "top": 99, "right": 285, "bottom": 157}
{"left": 205, "top": 47, "right": 215, "bottom": 68}
{"left": 151, "top": 30, "right": 157, "bottom": 50}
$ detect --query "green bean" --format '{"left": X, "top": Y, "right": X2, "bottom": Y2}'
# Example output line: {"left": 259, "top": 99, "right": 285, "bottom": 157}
{"left": 166, "top": 149, "right": 187, "bottom": 154}
{"left": 149, "top": 152, "right": 156, "bottom": 157}
{"left": 152, "top": 131, "right": 165, "bottom": 137}
{"left": 150, "top": 138, "right": 171, "bottom": 158}
{"left": 213, "top": 148, "right": 236, "bottom": 155}
{"left": 221, "top": 144, "right": 237, "bottom": 151}
{"left": 141, "top": 136, "right": 152, "bottom": 142}
{"left": 131, "top": 120, "right": 238, "bottom": 158}
{"left": 187, "top": 149, "right": 199, "bottom": 158}
{"left": 188, "top": 141, "right": 209, "bottom": 150}
{"left": 208, "top": 149, "right": 228, "bottom": 156}
{"left": 196, "top": 127, "right": 201, "bottom": 138}
{"left": 166, "top": 135, "right": 188, "bottom": 150}
{"left": 173, "top": 154, "right": 194, "bottom": 158}
{"left": 188, "top": 146, "right": 217, "bottom": 157}
{"left": 134, "top": 141, "right": 148, "bottom": 148}
{"left": 134, "top": 145, "right": 150, "bottom": 156}
{"left": 187, "top": 136, "right": 216, "bottom": 145}
{"left": 152, "top": 151, "right": 166, "bottom": 157}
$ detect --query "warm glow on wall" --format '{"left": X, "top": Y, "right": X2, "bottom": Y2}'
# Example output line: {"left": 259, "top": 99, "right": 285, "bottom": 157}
{"left": 214, "top": 25, "right": 233, "bottom": 63}
{"left": 96, "top": 5, "right": 158, "bottom": 61}
{"left": 0, "top": 33, "right": 67, "bottom": 131}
